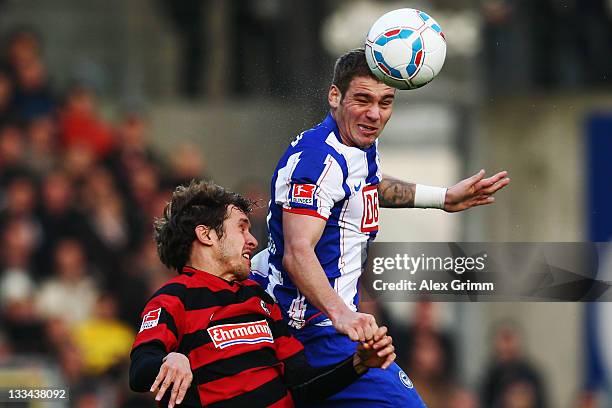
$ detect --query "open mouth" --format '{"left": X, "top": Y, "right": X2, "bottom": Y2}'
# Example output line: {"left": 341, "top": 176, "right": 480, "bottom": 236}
{"left": 242, "top": 253, "right": 251, "bottom": 260}
{"left": 358, "top": 124, "right": 378, "bottom": 134}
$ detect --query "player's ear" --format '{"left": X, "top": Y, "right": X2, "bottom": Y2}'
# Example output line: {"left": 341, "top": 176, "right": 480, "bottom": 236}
{"left": 195, "top": 225, "right": 214, "bottom": 246}
{"left": 328, "top": 85, "right": 341, "bottom": 109}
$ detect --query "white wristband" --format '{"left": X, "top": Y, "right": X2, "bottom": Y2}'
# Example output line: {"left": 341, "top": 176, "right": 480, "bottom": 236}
{"left": 414, "top": 184, "right": 447, "bottom": 209}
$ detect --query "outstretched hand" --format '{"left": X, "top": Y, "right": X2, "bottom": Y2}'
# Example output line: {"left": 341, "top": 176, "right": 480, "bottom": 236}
{"left": 150, "top": 352, "right": 192, "bottom": 408}
{"left": 444, "top": 169, "right": 510, "bottom": 212}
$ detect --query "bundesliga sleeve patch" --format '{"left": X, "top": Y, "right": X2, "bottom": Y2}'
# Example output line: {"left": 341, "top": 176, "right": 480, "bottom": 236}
{"left": 290, "top": 183, "right": 316, "bottom": 206}
{"left": 139, "top": 307, "right": 162, "bottom": 332}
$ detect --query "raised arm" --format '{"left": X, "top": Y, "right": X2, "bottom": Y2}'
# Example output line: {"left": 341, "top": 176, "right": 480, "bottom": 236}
{"left": 378, "top": 170, "right": 510, "bottom": 211}
{"left": 282, "top": 211, "right": 377, "bottom": 342}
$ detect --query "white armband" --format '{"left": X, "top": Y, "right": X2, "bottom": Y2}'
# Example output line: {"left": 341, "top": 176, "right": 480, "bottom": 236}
{"left": 414, "top": 184, "right": 447, "bottom": 209}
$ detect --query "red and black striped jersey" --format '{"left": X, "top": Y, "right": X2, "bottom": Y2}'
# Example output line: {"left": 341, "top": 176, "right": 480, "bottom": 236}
{"left": 131, "top": 266, "right": 304, "bottom": 407}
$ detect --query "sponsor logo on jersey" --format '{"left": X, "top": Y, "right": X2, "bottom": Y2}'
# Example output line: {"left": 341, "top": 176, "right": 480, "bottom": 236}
{"left": 140, "top": 307, "right": 161, "bottom": 332}
{"left": 291, "top": 184, "right": 316, "bottom": 206}
{"left": 361, "top": 185, "right": 379, "bottom": 232}
{"left": 260, "top": 300, "right": 271, "bottom": 315}
{"left": 399, "top": 369, "right": 414, "bottom": 388}
{"left": 207, "top": 320, "right": 274, "bottom": 349}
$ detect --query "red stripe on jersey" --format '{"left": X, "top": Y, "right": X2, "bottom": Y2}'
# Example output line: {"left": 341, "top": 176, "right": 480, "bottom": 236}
{"left": 283, "top": 207, "right": 328, "bottom": 220}
{"left": 132, "top": 323, "right": 178, "bottom": 352}
{"left": 268, "top": 392, "right": 294, "bottom": 408}
{"left": 189, "top": 340, "right": 275, "bottom": 370}
{"left": 274, "top": 335, "right": 304, "bottom": 361}
{"left": 198, "top": 365, "right": 283, "bottom": 406}
{"left": 142, "top": 294, "right": 184, "bottom": 328}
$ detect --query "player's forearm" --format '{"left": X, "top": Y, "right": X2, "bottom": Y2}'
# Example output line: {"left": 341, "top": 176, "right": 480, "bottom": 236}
{"left": 129, "top": 344, "right": 165, "bottom": 392}
{"left": 284, "top": 351, "right": 364, "bottom": 403}
{"left": 378, "top": 174, "right": 416, "bottom": 208}
{"left": 283, "top": 245, "right": 351, "bottom": 319}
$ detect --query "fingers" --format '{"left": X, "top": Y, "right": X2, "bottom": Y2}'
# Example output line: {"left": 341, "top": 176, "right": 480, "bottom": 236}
{"left": 363, "top": 314, "right": 378, "bottom": 342}
{"left": 169, "top": 376, "right": 182, "bottom": 408}
{"left": 372, "top": 334, "right": 392, "bottom": 351}
{"left": 475, "top": 171, "right": 509, "bottom": 192}
{"left": 483, "top": 177, "right": 510, "bottom": 195}
{"left": 176, "top": 374, "right": 192, "bottom": 406}
{"left": 151, "top": 364, "right": 168, "bottom": 392}
{"left": 382, "top": 352, "right": 396, "bottom": 370}
{"left": 473, "top": 196, "right": 495, "bottom": 206}
{"left": 373, "top": 326, "right": 387, "bottom": 342}
{"left": 169, "top": 372, "right": 193, "bottom": 408}
{"left": 346, "top": 326, "right": 360, "bottom": 342}
{"left": 467, "top": 169, "right": 486, "bottom": 185}
{"left": 355, "top": 325, "right": 366, "bottom": 342}
{"left": 155, "top": 368, "right": 175, "bottom": 402}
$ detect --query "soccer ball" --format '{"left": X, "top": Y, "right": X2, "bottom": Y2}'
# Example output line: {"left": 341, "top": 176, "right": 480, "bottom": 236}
{"left": 365, "top": 8, "right": 446, "bottom": 90}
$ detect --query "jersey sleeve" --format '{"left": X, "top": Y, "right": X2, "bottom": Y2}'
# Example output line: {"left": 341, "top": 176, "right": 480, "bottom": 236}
{"left": 131, "top": 284, "right": 186, "bottom": 353}
{"left": 275, "top": 148, "right": 346, "bottom": 220}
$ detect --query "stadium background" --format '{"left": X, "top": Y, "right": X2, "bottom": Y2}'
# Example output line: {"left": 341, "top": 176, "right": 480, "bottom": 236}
{"left": 0, "top": 0, "right": 611, "bottom": 407}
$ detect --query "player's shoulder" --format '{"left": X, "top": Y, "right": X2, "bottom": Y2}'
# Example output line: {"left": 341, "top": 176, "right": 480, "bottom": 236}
{"left": 147, "top": 273, "right": 192, "bottom": 301}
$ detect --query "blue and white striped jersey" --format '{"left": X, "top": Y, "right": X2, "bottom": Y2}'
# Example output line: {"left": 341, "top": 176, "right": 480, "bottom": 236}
{"left": 255, "top": 113, "right": 382, "bottom": 330}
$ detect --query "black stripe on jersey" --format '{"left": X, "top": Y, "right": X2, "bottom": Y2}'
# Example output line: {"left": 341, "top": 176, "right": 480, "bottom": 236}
{"left": 160, "top": 309, "right": 179, "bottom": 340}
{"left": 152, "top": 283, "right": 263, "bottom": 311}
{"left": 181, "top": 313, "right": 275, "bottom": 350}
{"left": 147, "top": 283, "right": 186, "bottom": 304}
{"left": 192, "top": 348, "right": 279, "bottom": 384}
{"left": 269, "top": 319, "right": 291, "bottom": 339}
{"left": 205, "top": 375, "right": 288, "bottom": 408}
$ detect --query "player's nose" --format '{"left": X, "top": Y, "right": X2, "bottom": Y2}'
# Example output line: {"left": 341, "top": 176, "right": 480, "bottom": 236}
{"left": 246, "top": 231, "right": 258, "bottom": 250}
{"left": 365, "top": 105, "right": 381, "bottom": 121}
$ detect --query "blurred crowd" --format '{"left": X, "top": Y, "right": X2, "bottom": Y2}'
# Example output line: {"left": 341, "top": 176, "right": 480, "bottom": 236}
{"left": 0, "top": 27, "right": 556, "bottom": 408}
{"left": 0, "top": 28, "right": 219, "bottom": 407}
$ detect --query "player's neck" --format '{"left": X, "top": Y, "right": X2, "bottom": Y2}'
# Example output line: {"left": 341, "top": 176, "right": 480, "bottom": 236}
{"left": 188, "top": 251, "right": 233, "bottom": 282}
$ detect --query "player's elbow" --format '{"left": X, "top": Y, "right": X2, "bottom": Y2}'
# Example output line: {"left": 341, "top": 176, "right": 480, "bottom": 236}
{"left": 283, "top": 241, "right": 312, "bottom": 271}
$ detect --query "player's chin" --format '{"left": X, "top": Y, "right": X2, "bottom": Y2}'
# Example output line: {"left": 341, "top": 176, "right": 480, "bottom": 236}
{"left": 356, "top": 134, "right": 378, "bottom": 148}
{"left": 234, "top": 261, "right": 251, "bottom": 280}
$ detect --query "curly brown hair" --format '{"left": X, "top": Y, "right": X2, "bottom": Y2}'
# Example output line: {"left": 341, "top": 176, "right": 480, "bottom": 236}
{"left": 154, "top": 180, "right": 253, "bottom": 272}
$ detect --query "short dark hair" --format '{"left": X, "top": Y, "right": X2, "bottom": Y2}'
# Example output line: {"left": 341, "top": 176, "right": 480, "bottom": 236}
{"left": 331, "top": 48, "right": 379, "bottom": 98}
{"left": 154, "top": 180, "right": 253, "bottom": 272}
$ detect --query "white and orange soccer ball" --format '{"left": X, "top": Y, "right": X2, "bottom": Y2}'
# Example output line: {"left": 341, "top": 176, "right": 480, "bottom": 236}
{"left": 365, "top": 8, "right": 447, "bottom": 90}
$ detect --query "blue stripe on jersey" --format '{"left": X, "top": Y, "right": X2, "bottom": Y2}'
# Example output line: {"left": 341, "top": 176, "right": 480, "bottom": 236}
{"left": 365, "top": 144, "right": 380, "bottom": 185}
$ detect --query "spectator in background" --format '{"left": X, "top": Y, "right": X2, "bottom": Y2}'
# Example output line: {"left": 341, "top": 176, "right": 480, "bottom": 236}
{"left": 481, "top": 320, "right": 547, "bottom": 408}
{"left": 24, "top": 114, "right": 57, "bottom": 175}
{"left": 35, "top": 169, "right": 93, "bottom": 279}
{"left": 0, "top": 122, "right": 27, "bottom": 186}
{"left": 105, "top": 113, "right": 164, "bottom": 206}
{"left": 0, "top": 67, "right": 17, "bottom": 123}
{"left": 80, "top": 167, "right": 142, "bottom": 267}
{"left": 0, "top": 219, "right": 45, "bottom": 353}
{"left": 36, "top": 239, "right": 100, "bottom": 325}
{"left": 399, "top": 302, "right": 458, "bottom": 408}
{"left": 72, "top": 292, "right": 134, "bottom": 377}
{"left": 12, "top": 53, "right": 56, "bottom": 120}
{"left": 58, "top": 85, "right": 114, "bottom": 160}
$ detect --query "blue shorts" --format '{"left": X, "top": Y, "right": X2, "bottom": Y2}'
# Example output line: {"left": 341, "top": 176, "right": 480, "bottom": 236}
{"left": 293, "top": 324, "right": 426, "bottom": 408}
